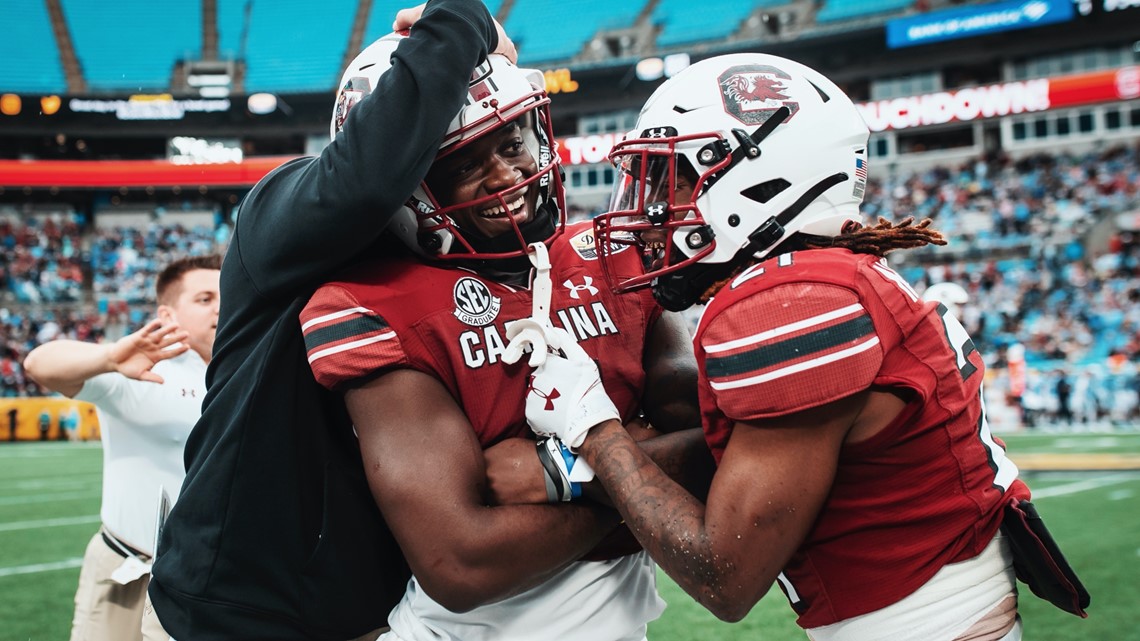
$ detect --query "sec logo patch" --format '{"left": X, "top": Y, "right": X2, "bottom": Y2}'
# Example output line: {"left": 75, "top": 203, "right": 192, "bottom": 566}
{"left": 453, "top": 277, "right": 501, "bottom": 326}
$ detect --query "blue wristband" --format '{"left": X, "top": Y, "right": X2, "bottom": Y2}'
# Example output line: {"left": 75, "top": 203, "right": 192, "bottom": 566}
{"left": 554, "top": 439, "right": 583, "bottom": 499}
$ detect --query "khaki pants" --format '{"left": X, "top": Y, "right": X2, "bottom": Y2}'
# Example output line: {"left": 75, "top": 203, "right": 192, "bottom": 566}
{"left": 140, "top": 594, "right": 173, "bottom": 641}
{"left": 70, "top": 532, "right": 150, "bottom": 641}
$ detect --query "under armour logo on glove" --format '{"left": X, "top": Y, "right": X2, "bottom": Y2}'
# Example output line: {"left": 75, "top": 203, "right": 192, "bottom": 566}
{"left": 523, "top": 327, "right": 620, "bottom": 450}
{"left": 527, "top": 374, "right": 561, "bottom": 411}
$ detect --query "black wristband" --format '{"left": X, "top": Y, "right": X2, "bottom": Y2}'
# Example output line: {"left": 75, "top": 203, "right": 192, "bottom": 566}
{"left": 535, "top": 438, "right": 571, "bottom": 502}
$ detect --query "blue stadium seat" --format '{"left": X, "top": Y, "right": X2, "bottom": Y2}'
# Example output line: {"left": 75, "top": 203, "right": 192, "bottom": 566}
{"left": 362, "top": 0, "right": 505, "bottom": 47}
{"left": 220, "top": 0, "right": 357, "bottom": 93}
{"left": 653, "top": 0, "right": 784, "bottom": 48}
{"left": 815, "top": 0, "right": 914, "bottom": 23}
{"left": 62, "top": 0, "right": 200, "bottom": 91}
{"left": 2, "top": 2, "right": 66, "bottom": 92}
{"left": 506, "top": 0, "right": 644, "bottom": 64}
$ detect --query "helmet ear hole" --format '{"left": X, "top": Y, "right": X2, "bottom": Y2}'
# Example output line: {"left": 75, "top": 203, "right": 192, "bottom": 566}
{"left": 741, "top": 178, "right": 791, "bottom": 204}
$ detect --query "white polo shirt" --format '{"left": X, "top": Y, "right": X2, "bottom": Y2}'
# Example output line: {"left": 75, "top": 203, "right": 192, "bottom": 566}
{"left": 76, "top": 350, "right": 207, "bottom": 555}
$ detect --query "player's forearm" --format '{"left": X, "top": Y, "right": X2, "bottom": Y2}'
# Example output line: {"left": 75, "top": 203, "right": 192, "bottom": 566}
{"left": 413, "top": 502, "right": 620, "bottom": 612}
{"left": 23, "top": 340, "right": 112, "bottom": 397}
{"left": 636, "top": 428, "right": 716, "bottom": 502}
{"left": 579, "top": 420, "right": 756, "bottom": 621}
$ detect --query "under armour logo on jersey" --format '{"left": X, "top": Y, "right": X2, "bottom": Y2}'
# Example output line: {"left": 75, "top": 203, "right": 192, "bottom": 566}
{"left": 563, "top": 276, "right": 599, "bottom": 300}
{"left": 527, "top": 374, "right": 561, "bottom": 411}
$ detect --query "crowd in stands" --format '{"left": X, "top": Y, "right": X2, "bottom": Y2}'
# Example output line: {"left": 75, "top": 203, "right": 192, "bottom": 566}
{"left": 1, "top": 144, "right": 1138, "bottom": 427}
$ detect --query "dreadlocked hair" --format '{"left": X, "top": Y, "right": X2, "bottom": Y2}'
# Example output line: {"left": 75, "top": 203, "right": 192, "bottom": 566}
{"left": 693, "top": 216, "right": 946, "bottom": 305}
{"left": 796, "top": 216, "right": 947, "bottom": 256}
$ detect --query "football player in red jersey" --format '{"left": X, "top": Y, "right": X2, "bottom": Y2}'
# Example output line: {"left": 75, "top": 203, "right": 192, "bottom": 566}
{"left": 299, "top": 28, "right": 711, "bottom": 641}
{"left": 519, "top": 53, "right": 1087, "bottom": 641}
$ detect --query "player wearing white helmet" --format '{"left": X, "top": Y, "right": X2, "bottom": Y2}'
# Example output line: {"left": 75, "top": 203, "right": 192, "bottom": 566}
{"left": 924, "top": 281, "right": 970, "bottom": 318}
{"left": 514, "top": 53, "right": 1088, "bottom": 641}
{"left": 298, "top": 17, "right": 711, "bottom": 641}
{"left": 148, "top": 3, "right": 526, "bottom": 640}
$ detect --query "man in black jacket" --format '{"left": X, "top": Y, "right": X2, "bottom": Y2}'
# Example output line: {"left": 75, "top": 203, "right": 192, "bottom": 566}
{"left": 148, "top": 3, "right": 515, "bottom": 640}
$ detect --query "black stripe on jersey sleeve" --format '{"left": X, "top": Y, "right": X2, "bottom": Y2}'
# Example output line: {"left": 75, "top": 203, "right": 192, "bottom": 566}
{"left": 705, "top": 314, "right": 874, "bottom": 379}
{"left": 303, "top": 314, "right": 390, "bottom": 352}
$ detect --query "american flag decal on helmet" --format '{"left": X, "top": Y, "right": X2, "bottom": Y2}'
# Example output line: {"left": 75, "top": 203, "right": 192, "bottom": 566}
{"left": 853, "top": 155, "right": 868, "bottom": 199}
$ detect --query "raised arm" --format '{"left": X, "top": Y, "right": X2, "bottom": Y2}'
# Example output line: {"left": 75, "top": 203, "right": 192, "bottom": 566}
{"left": 232, "top": 0, "right": 504, "bottom": 298}
{"left": 346, "top": 368, "right": 621, "bottom": 613}
{"left": 24, "top": 319, "right": 189, "bottom": 397}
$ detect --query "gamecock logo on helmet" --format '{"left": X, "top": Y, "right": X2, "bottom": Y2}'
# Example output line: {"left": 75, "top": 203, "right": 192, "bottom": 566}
{"left": 718, "top": 64, "right": 800, "bottom": 126}
{"left": 333, "top": 76, "right": 372, "bottom": 135}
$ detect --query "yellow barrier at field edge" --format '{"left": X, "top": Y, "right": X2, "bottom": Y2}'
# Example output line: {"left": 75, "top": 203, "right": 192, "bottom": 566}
{"left": 0, "top": 397, "right": 101, "bottom": 442}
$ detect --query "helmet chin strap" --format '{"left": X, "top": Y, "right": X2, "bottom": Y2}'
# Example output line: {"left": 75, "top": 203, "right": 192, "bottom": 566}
{"left": 458, "top": 201, "right": 558, "bottom": 273}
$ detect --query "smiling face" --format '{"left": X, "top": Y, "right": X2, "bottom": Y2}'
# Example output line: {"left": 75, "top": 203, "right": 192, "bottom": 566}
{"left": 424, "top": 121, "right": 541, "bottom": 242}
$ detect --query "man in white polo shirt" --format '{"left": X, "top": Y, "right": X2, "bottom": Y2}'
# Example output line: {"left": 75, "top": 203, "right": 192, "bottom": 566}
{"left": 24, "top": 254, "right": 221, "bottom": 641}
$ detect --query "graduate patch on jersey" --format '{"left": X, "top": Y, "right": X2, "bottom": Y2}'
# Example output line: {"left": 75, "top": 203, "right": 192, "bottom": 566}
{"left": 569, "top": 227, "right": 631, "bottom": 261}
{"left": 301, "top": 286, "right": 405, "bottom": 390}
{"left": 701, "top": 282, "right": 882, "bottom": 419}
{"left": 453, "top": 277, "right": 502, "bottom": 326}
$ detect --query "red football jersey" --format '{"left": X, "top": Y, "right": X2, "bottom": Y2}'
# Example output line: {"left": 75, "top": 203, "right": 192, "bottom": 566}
{"left": 693, "top": 247, "right": 1029, "bottom": 629}
{"left": 300, "top": 222, "right": 661, "bottom": 447}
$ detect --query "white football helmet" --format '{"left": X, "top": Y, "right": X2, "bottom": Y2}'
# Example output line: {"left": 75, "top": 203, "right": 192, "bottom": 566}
{"left": 332, "top": 33, "right": 564, "bottom": 261}
{"left": 592, "top": 53, "right": 870, "bottom": 310}
{"left": 923, "top": 282, "right": 969, "bottom": 317}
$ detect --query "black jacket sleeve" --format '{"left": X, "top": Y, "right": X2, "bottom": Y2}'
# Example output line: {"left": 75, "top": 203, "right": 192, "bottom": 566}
{"left": 229, "top": 0, "right": 498, "bottom": 300}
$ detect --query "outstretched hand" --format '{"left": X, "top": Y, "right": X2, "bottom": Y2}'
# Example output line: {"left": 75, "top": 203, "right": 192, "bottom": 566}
{"left": 393, "top": 3, "right": 517, "bottom": 62}
{"left": 107, "top": 319, "right": 189, "bottom": 384}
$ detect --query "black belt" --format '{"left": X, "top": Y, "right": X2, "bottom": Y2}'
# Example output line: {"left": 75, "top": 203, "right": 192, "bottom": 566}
{"left": 101, "top": 530, "right": 150, "bottom": 561}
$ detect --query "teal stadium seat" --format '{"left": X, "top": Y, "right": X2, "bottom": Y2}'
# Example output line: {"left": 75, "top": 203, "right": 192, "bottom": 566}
{"left": 815, "top": 0, "right": 914, "bottom": 23}
{"left": 2, "top": 2, "right": 66, "bottom": 92}
{"left": 62, "top": 0, "right": 200, "bottom": 91}
{"left": 653, "top": 0, "right": 786, "bottom": 48}
{"left": 219, "top": 0, "right": 356, "bottom": 93}
{"left": 506, "top": 0, "right": 643, "bottom": 65}
{"left": 362, "top": 0, "right": 504, "bottom": 47}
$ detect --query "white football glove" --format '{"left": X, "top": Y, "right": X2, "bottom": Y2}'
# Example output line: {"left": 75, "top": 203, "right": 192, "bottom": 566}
{"left": 524, "top": 326, "right": 620, "bottom": 450}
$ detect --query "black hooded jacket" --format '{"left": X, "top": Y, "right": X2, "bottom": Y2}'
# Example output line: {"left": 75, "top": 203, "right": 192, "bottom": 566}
{"left": 148, "top": 3, "right": 499, "bottom": 638}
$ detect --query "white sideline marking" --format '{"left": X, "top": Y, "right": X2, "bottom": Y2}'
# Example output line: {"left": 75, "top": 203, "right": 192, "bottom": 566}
{"left": 0, "top": 558, "right": 83, "bottom": 578}
{"left": 1032, "top": 475, "right": 1138, "bottom": 499}
{"left": 0, "top": 443, "right": 101, "bottom": 458}
{"left": 0, "top": 491, "right": 100, "bottom": 506}
{"left": 0, "top": 514, "right": 100, "bottom": 532}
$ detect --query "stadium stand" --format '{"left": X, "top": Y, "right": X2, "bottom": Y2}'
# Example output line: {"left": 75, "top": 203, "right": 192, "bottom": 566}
{"left": 61, "top": 0, "right": 201, "bottom": 91}
{"left": 652, "top": 0, "right": 784, "bottom": 48}
{"left": 363, "top": 0, "right": 505, "bottom": 47}
{"left": 815, "top": 0, "right": 916, "bottom": 24}
{"left": 224, "top": 0, "right": 358, "bottom": 93}
{"left": 2, "top": 1, "right": 67, "bottom": 93}
{"left": 505, "top": 0, "right": 644, "bottom": 64}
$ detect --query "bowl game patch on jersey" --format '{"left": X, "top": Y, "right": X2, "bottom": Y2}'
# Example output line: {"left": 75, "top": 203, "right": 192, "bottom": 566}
{"left": 569, "top": 227, "right": 632, "bottom": 261}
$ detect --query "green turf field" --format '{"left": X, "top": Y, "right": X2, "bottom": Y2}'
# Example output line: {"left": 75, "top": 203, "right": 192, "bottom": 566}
{"left": 1, "top": 433, "right": 1137, "bottom": 641}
